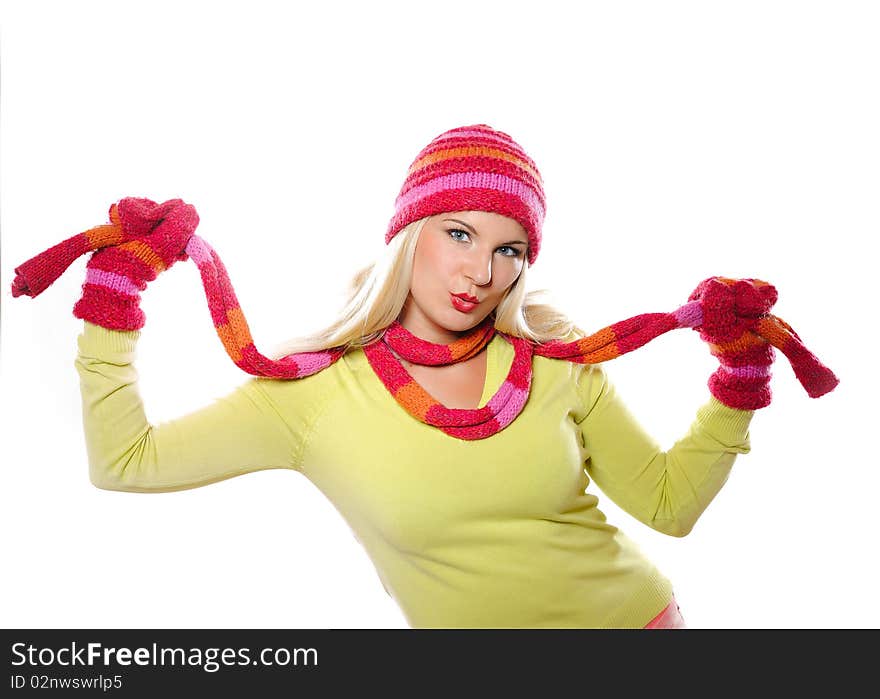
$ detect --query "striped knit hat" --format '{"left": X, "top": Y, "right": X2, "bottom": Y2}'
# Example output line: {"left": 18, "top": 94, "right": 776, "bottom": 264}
{"left": 384, "top": 124, "right": 546, "bottom": 265}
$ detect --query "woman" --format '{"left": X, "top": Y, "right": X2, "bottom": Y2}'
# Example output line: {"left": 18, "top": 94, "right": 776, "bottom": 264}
{"left": 21, "top": 124, "right": 793, "bottom": 628}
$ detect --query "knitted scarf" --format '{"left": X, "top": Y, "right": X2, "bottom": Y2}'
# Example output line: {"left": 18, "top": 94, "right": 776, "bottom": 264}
{"left": 12, "top": 226, "right": 839, "bottom": 441}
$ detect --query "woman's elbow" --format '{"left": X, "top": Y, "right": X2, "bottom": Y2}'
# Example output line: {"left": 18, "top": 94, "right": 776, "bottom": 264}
{"left": 649, "top": 516, "right": 696, "bottom": 538}
{"left": 89, "top": 466, "right": 127, "bottom": 492}
{"left": 88, "top": 460, "right": 144, "bottom": 493}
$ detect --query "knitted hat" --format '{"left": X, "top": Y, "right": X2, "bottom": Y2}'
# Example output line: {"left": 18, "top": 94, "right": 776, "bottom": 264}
{"left": 384, "top": 124, "right": 546, "bottom": 265}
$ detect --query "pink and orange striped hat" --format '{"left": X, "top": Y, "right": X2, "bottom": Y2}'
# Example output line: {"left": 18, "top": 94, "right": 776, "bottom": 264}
{"left": 384, "top": 124, "right": 546, "bottom": 265}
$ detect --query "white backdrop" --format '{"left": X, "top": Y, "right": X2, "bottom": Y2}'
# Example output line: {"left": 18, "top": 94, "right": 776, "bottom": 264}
{"left": 1, "top": 0, "right": 876, "bottom": 629}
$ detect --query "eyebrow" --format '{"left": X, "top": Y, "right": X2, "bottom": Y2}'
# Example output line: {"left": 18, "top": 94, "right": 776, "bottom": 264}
{"left": 443, "top": 218, "right": 528, "bottom": 247}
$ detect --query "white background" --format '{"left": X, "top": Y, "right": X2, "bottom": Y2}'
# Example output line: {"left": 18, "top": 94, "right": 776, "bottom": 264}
{"left": 1, "top": 0, "right": 877, "bottom": 629}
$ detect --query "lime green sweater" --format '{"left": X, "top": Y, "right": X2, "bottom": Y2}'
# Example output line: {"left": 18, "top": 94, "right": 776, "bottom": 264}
{"left": 75, "top": 321, "right": 754, "bottom": 628}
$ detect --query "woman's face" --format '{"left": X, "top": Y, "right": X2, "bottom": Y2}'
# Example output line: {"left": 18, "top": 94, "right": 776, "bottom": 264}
{"left": 399, "top": 210, "right": 529, "bottom": 343}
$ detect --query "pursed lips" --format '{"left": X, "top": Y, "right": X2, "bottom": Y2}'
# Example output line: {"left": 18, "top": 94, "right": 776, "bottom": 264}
{"left": 452, "top": 293, "right": 479, "bottom": 303}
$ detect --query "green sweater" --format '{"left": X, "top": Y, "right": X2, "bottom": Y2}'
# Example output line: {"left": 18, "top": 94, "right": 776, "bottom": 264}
{"left": 75, "top": 321, "right": 754, "bottom": 628}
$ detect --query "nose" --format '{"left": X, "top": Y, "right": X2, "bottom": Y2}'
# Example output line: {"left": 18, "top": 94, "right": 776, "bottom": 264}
{"left": 464, "top": 249, "right": 493, "bottom": 286}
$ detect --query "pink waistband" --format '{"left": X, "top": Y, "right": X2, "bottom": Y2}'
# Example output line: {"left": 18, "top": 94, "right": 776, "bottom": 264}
{"left": 643, "top": 596, "right": 687, "bottom": 629}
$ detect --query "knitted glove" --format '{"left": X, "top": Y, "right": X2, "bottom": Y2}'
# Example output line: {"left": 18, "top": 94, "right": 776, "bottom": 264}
{"left": 687, "top": 276, "right": 778, "bottom": 410}
{"left": 72, "top": 197, "right": 199, "bottom": 331}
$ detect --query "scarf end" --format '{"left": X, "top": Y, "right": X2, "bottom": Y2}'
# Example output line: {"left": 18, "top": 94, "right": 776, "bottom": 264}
{"left": 10, "top": 228, "right": 113, "bottom": 299}
{"left": 796, "top": 361, "right": 840, "bottom": 399}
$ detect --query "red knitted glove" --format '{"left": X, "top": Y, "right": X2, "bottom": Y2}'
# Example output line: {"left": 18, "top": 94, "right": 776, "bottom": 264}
{"left": 72, "top": 197, "right": 199, "bottom": 331}
{"left": 687, "top": 276, "right": 778, "bottom": 410}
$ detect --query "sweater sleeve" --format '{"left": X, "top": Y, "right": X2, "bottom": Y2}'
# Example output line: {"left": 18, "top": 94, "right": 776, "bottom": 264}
{"left": 574, "top": 363, "right": 755, "bottom": 537}
{"left": 75, "top": 321, "right": 316, "bottom": 493}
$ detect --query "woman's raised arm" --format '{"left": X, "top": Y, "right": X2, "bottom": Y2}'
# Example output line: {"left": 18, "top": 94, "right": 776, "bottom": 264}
{"left": 76, "top": 321, "right": 316, "bottom": 493}
{"left": 574, "top": 363, "right": 754, "bottom": 537}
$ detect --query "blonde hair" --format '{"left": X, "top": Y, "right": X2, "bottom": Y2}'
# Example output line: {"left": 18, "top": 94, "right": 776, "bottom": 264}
{"left": 267, "top": 216, "right": 586, "bottom": 359}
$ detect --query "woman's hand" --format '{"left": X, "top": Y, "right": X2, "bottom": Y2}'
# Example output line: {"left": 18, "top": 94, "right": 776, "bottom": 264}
{"left": 687, "top": 276, "right": 778, "bottom": 410}
{"left": 72, "top": 197, "right": 199, "bottom": 331}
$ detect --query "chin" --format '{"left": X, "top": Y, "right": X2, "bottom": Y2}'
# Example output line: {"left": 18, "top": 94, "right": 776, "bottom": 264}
{"left": 448, "top": 311, "right": 492, "bottom": 330}
{"left": 423, "top": 311, "right": 466, "bottom": 333}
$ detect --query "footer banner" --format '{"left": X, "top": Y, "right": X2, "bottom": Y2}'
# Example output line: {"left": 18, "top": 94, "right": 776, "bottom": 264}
{"left": 1, "top": 628, "right": 871, "bottom": 694}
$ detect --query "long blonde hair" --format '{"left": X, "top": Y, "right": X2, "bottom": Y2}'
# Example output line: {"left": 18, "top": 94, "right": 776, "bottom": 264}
{"left": 267, "top": 216, "right": 586, "bottom": 359}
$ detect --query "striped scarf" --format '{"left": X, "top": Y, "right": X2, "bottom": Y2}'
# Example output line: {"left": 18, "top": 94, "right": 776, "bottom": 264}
{"left": 12, "top": 223, "right": 839, "bottom": 440}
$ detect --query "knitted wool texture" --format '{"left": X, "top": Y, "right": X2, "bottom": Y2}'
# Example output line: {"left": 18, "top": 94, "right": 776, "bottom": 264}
{"left": 385, "top": 124, "right": 546, "bottom": 265}
{"left": 11, "top": 198, "right": 839, "bottom": 440}
{"left": 71, "top": 198, "right": 198, "bottom": 330}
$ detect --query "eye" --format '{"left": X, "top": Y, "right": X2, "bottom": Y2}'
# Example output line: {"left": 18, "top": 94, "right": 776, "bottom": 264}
{"left": 447, "top": 228, "right": 521, "bottom": 257}
{"left": 447, "top": 228, "right": 470, "bottom": 242}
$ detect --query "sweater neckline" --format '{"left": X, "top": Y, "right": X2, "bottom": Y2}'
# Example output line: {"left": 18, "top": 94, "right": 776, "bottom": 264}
{"left": 374, "top": 333, "right": 502, "bottom": 411}
{"left": 362, "top": 331, "right": 506, "bottom": 412}
{"left": 361, "top": 328, "right": 535, "bottom": 439}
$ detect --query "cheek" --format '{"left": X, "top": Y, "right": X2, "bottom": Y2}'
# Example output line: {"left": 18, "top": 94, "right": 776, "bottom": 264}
{"left": 410, "top": 254, "right": 437, "bottom": 304}
{"left": 496, "top": 260, "right": 524, "bottom": 289}
{"left": 413, "top": 241, "right": 454, "bottom": 289}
